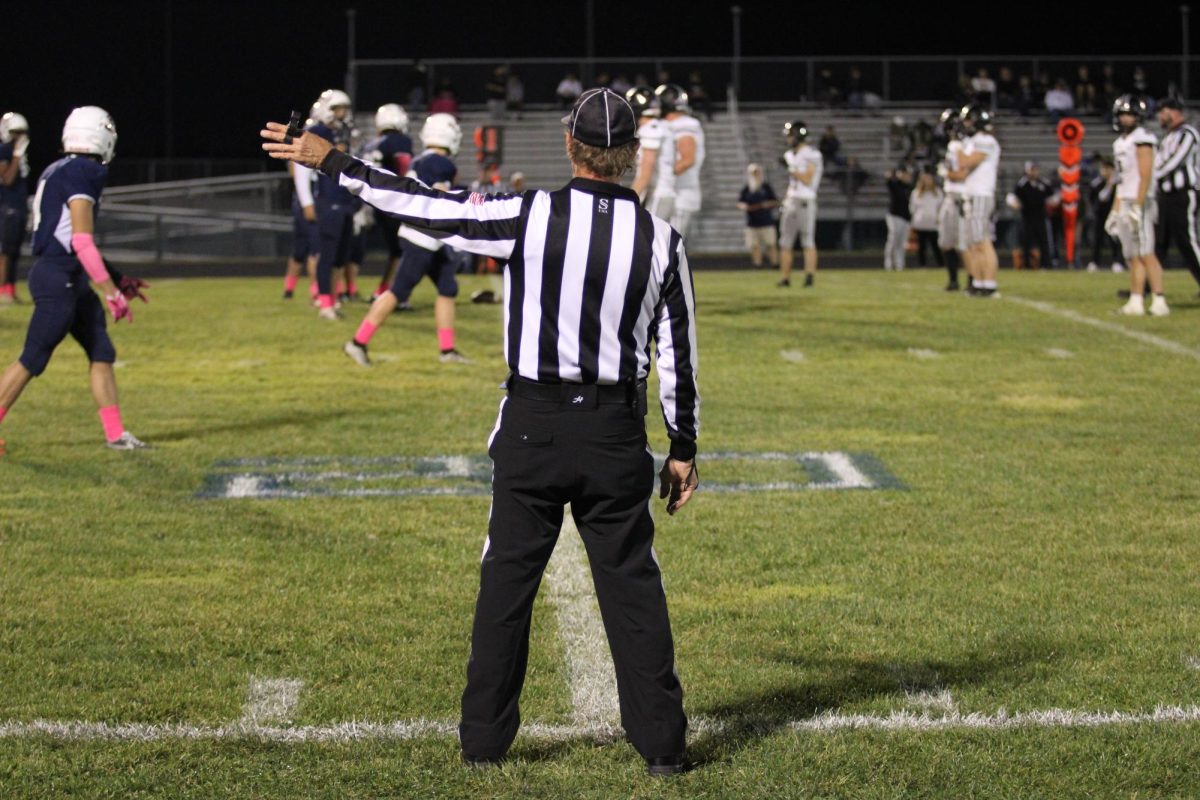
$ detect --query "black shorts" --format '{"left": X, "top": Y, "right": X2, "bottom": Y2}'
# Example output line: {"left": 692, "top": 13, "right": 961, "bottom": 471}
{"left": 389, "top": 238, "right": 459, "bottom": 300}
{"left": 1, "top": 206, "right": 27, "bottom": 258}
{"left": 19, "top": 258, "right": 116, "bottom": 376}
{"left": 375, "top": 209, "right": 402, "bottom": 258}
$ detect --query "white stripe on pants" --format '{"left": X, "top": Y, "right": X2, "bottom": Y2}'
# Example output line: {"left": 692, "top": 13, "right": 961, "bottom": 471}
{"left": 885, "top": 214, "right": 910, "bottom": 270}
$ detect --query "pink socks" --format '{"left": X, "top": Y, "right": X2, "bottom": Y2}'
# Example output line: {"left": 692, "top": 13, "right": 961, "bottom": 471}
{"left": 354, "top": 320, "right": 378, "bottom": 346}
{"left": 0, "top": 406, "right": 8, "bottom": 425}
{"left": 438, "top": 328, "right": 456, "bottom": 352}
{"left": 319, "top": 294, "right": 335, "bottom": 309}
{"left": 98, "top": 405, "right": 124, "bottom": 443}
{"left": 284, "top": 275, "right": 299, "bottom": 292}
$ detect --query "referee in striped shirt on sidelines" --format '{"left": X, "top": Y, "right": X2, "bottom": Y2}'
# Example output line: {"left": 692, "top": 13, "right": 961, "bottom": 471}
{"left": 262, "top": 87, "right": 699, "bottom": 776}
{"left": 1154, "top": 97, "right": 1200, "bottom": 293}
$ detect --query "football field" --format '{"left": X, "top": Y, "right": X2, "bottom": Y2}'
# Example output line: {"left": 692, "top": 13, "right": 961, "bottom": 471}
{"left": 2, "top": 269, "right": 1199, "bottom": 798}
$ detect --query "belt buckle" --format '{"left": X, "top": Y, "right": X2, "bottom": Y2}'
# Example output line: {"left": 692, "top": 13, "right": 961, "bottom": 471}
{"left": 561, "top": 384, "right": 597, "bottom": 410}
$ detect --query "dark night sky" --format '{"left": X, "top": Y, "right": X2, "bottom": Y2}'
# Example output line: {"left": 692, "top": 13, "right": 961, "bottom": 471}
{"left": 2, "top": 0, "right": 1193, "bottom": 169}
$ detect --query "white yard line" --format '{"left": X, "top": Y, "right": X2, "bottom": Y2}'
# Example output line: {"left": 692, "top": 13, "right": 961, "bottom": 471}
{"left": 1005, "top": 295, "right": 1200, "bottom": 361}
{"left": 544, "top": 511, "right": 621, "bottom": 729}
{"left": 240, "top": 676, "right": 304, "bottom": 726}
{"left": 5, "top": 706, "right": 1200, "bottom": 742}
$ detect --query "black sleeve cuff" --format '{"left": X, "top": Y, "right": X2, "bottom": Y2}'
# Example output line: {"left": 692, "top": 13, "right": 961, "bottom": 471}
{"left": 669, "top": 439, "right": 697, "bottom": 462}
{"left": 319, "top": 149, "right": 354, "bottom": 178}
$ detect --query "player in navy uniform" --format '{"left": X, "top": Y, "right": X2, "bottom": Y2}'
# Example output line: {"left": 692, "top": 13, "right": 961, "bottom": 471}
{"left": 284, "top": 101, "right": 325, "bottom": 303}
{"left": 0, "top": 107, "right": 149, "bottom": 455}
{"left": 344, "top": 113, "right": 470, "bottom": 365}
{"left": 307, "top": 89, "right": 357, "bottom": 320}
{"left": 0, "top": 112, "right": 31, "bottom": 304}
{"left": 362, "top": 103, "right": 413, "bottom": 299}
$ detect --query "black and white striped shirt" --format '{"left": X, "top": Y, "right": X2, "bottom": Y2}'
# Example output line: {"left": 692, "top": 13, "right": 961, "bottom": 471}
{"left": 319, "top": 149, "right": 700, "bottom": 459}
{"left": 1154, "top": 122, "right": 1200, "bottom": 194}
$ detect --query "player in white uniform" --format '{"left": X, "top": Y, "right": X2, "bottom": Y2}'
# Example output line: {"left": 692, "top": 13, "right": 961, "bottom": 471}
{"left": 935, "top": 108, "right": 968, "bottom": 291}
{"left": 1109, "top": 95, "right": 1169, "bottom": 316}
{"left": 948, "top": 105, "right": 1001, "bottom": 297}
{"left": 627, "top": 86, "right": 664, "bottom": 204}
{"left": 778, "top": 120, "right": 822, "bottom": 288}
{"left": 647, "top": 84, "right": 704, "bottom": 238}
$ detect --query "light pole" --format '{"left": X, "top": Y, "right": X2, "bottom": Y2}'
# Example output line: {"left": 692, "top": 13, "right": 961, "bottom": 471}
{"left": 345, "top": 8, "right": 357, "bottom": 102}
{"left": 1183, "top": 5, "right": 1191, "bottom": 100}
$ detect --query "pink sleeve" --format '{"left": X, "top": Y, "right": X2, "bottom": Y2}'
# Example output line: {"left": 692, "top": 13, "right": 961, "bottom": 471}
{"left": 71, "top": 233, "right": 111, "bottom": 284}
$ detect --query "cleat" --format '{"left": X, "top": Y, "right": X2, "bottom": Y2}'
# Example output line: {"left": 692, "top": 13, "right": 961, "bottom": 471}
{"left": 343, "top": 340, "right": 372, "bottom": 367}
{"left": 1149, "top": 296, "right": 1170, "bottom": 316}
{"left": 1117, "top": 299, "right": 1145, "bottom": 316}
{"left": 645, "top": 755, "right": 688, "bottom": 777}
{"left": 461, "top": 752, "right": 503, "bottom": 769}
{"left": 803, "top": 274, "right": 814, "bottom": 287}
{"left": 395, "top": 301, "right": 413, "bottom": 312}
{"left": 106, "top": 431, "right": 149, "bottom": 450}
{"left": 318, "top": 307, "right": 344, "bottom": 321}
{"left": 283, "top": 289, "right": 294, "bottom": 299}
{"left": 775, "top": 278, "right": 790, "bottom": 288}
{"left": 945, "top": 281, "right": 959, "bottom": 292}
{"left": 439, "top": 349, "right": 471, "bottom": 364}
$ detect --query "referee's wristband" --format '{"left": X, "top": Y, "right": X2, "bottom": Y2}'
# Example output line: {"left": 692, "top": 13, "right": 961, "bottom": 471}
{"left": 320, "top": 149, "right": 355, "bottom": 178}
{"left": 668, "top": 440, "right": 697, "bottom": 462}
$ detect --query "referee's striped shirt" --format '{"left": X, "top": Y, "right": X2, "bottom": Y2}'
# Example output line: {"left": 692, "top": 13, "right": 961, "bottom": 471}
{"left": 319, "top": 149, "right": 700, "bottom": 460}
{"left": 1155, "top": 123, "right": 1200, "bottom": 194}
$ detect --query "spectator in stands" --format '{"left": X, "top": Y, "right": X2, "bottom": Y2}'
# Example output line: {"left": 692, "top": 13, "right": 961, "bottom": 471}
{"left": 505, "top": 69, "right": 524, "bottom": 119}
{"left": 996, "top": 66, "right": 1018, "bottom": 110}
{"left": 610, "top": 74, "right": 632, "bottom": 97}
{"left": 909, "top": 119, "right": 934, "bottom": 164}
{"left": 556, "top": 73, "right": 583, "bottom": 108}
{"left": 688, "top": 71, "right": 713, "bottom": 121}
{"left": 818, "top": 126, "right": 842, "bottom": 165}
{"left": 971, "top": 68, "right": 996, "bottom": 107}
{"left": 1132, "top": 65, "right": 1149, "bottom": 97}
{"left": 406, "top": 63, "right": 428, "bottom": 111}
{"left": 595, "top": 72, "right": 612, "bottom": 88}
{"left": 837, "top": 157, "right": 869, "bottom": 197}
{"left": 884, "top": 164, "right": 914, "bottom": 270}
{"left": 1074, "top": 66, "right": 1097, "bottom": 114}
{"left": 816, "top": 68, "right": 842, "bottom": 107}
{"left": 508, "top": 171, "right": 526, "bottom": 193}
{"left": 846, "top": 66, "right": 865, "bottom": 109}
{"left": 737, "top": 163, "right": 779, "bottom": 268}
{"left": 656, "top": 69, "right": 672, "bottom": 87}
{"left": 909, "top": 170, "right": 944, "bottom": 267}
{"left": 1035, "top": 71, "right": 1053, "bottom": 106}
{"left": 429, "top": 80, "right": 459, "bottom": 116}
{"left": 486, "top": 66, "right": 508, "bottom": 120}
{"left": 1045, "top": 79, "right": 1075, "bottom": 122}
{"left": 1015, "top": 74, "right": 1036, "bottom": 117}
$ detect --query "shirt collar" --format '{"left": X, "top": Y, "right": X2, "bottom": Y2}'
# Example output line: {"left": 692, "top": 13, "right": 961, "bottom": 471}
{"left": 566, "top": 176, "right": 640, "bottom": 202}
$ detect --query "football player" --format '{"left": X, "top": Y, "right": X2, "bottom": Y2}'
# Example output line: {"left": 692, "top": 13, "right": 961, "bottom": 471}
{"left": 0, "top": 112, "right": 30, "bottom": 304}
{"left": 936, "top": 108, "right": 969, "bottom": 291}
{"left": 362, "top": 103, "right": 413, "bottom": 298}
{"left": 1109, "top": 95, "right": 1168, "bottom": 316}
{"left": 626, "top": 86, "right": 663, "bottom": 203}
{"left": 0, "top": 107, "right": 149, "bottom": 455}
{"left": 647, "top": 84, "right": 705, "bottom": 239}
{"left": 778, "top": 120, "right": 822, "bottom": 288}
{"left": 287, "top": 100, "right": 325, "bottom": 303}
{"left": 344, "top": 113, "right": 470, "bottom": 366}
{"left": 947, "top": 105, "right": 1001, "bottom": 297}
{"left": 308, "top": 89, "right": 357, "bottom": 320}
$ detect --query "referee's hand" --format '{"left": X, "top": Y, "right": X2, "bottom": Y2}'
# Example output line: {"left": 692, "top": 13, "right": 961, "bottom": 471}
{"left": 260, "top": 122, "right": 333, "bottom": 169}
{"left": 659, "top": 458, "right": 698, "bottom": 516}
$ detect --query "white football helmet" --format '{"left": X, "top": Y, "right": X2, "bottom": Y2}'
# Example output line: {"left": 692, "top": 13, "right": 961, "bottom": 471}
{"left": 62, "top": 106, "right": 118, "bottom": 164}
{"left": 0, "top": 112, "right": 29, "bottom": 143}
{"left": 320, "top": 89, "right": 352, "bottom": 117}
{"left": 421, "top": 113, "right": 462, "bottom": 155}
{"left": 375, "top": 103, "right": 409, "bottom": 134}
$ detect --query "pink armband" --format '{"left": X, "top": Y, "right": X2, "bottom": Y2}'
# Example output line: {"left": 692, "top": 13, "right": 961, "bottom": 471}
{"left": 71, "top": 233, "right": 111, "bottom": 284}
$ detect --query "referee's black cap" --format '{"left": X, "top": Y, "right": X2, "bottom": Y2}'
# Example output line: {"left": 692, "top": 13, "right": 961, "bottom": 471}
{"left": 562, "top": 88, "right": 637, "bottom": 148}
{"left": 1158, "top": 96, "right": 1185, "bottom": 111}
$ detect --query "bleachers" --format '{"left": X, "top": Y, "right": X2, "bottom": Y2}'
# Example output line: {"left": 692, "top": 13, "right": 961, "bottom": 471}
{"left": 360, "top": 107, "right": 1098, "bottom": 254}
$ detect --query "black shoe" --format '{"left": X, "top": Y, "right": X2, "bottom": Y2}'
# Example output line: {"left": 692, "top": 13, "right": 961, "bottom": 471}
{"left": 803, "top": 274, "right": 814, "bottom": 287}
{"left": 461, "top": 752, "right": 503, "bottom": 769}
{"left": 283, "top": 289, "right": 294, "bottom": 299}
{"left": 646, "top": 754, "right": 688, "bottom": 777}
{"left": 945, "top": 281, "right": 959, "bottom": 292}
{"left": 776, "top": 279, "right": 790, "bottom": 288}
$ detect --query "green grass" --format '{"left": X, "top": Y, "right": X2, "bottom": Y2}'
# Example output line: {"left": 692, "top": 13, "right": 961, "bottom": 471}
{"left": 2, "top": 269, "right": 1199, "bottom": 798}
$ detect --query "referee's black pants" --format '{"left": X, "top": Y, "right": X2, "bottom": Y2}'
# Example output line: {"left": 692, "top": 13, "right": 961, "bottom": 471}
{"left": 1155, "top": 190, "right": 1200, "bottom": 289}
{"left": 1019, "top": 214, "right": 1049, "bottom": 268}
{"left": 459, "top": 393, "right": 687, "bottom": 760}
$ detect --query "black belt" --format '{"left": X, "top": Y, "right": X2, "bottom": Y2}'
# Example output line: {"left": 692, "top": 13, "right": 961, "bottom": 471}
{"left": 506, "top": 374, "right": 647, "bottom": 414}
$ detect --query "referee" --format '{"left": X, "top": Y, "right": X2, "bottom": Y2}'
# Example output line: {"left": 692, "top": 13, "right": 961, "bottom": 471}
{"left": 1154, "top": 97, "right": 1200, "bottom": 293}
{"left": 262, "top": 87, "right": 700, "bottom": 775}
